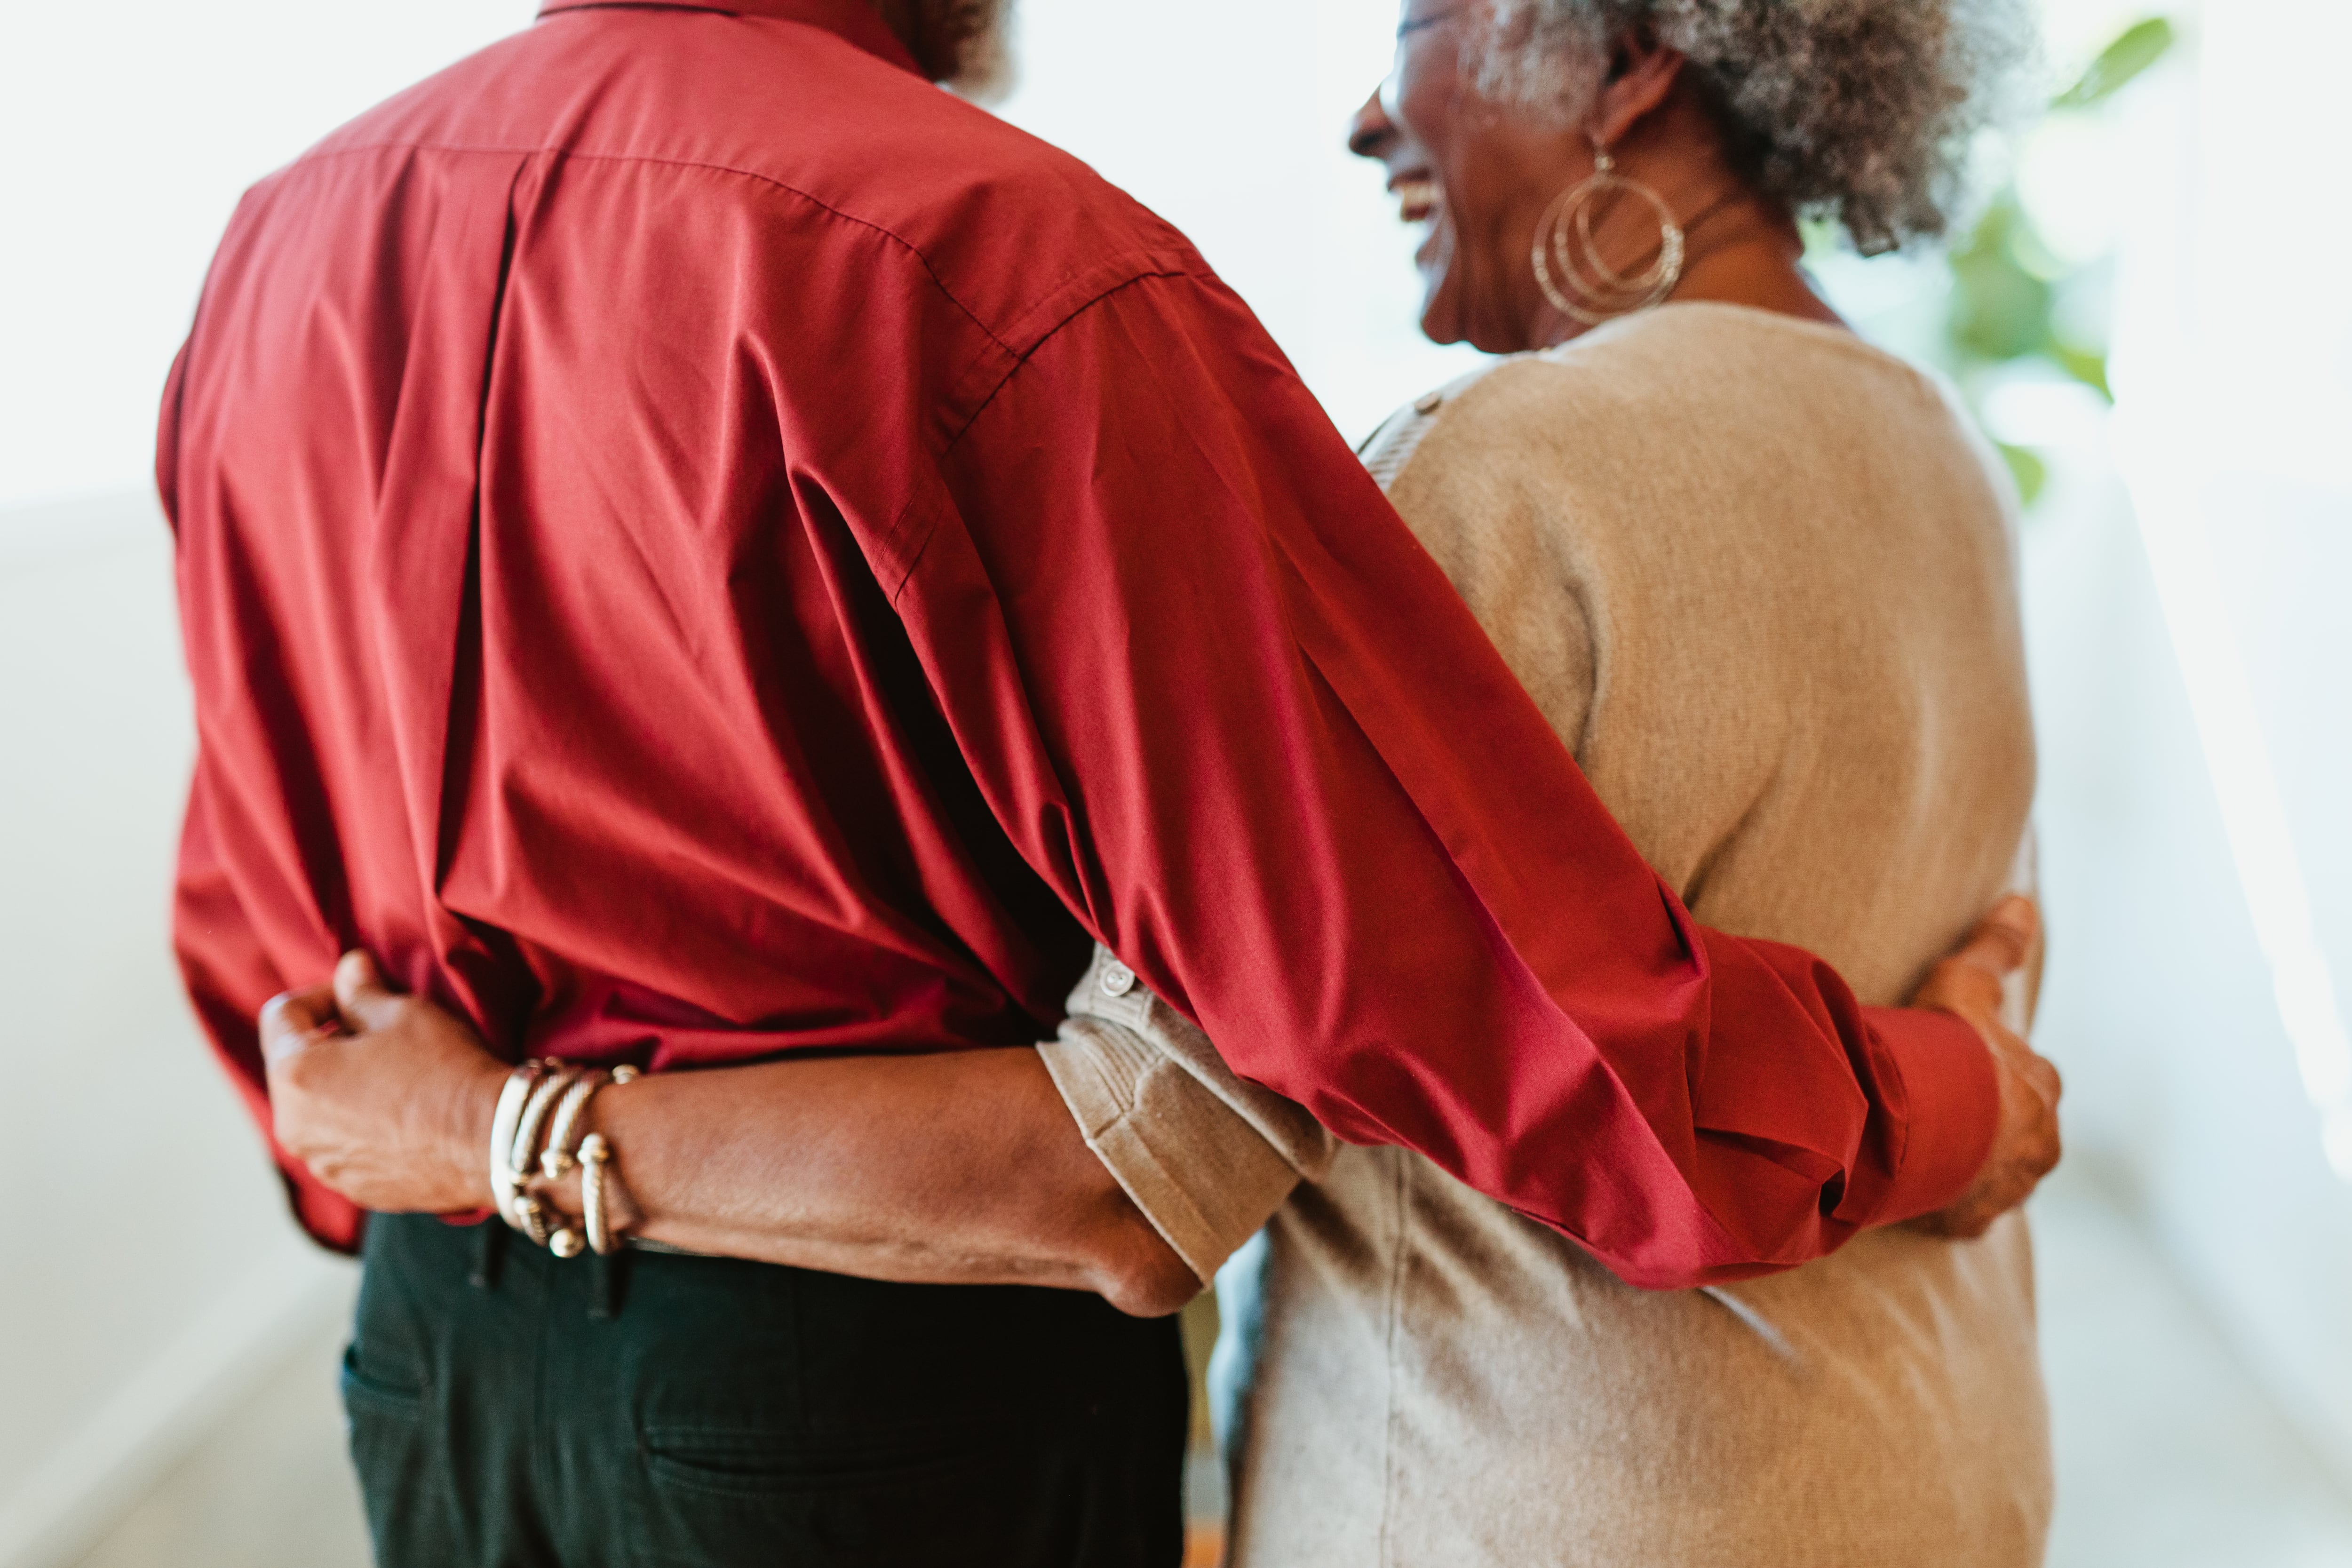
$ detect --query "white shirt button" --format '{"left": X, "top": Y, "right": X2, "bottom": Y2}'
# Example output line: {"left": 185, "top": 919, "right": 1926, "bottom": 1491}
{"left": 1099, "top": 962, "right": 1137, "bottom": 999}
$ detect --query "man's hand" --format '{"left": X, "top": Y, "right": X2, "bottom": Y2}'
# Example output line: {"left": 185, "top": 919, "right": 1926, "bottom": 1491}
{"left": 258, "top": 953, "right": 509, "bottom": 1213}
{"left": 1909, "top": 897, "right": 2063, "bottom": 1238}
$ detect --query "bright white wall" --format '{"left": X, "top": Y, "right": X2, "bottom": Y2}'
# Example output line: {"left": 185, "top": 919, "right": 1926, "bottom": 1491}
{"left": 2074, "top": 0, "right": 2352, "bottom": 1474}
{"left": 993, "top": 0, "right": 1488, "bottom": 445}
{"left": 0, "top": 0, "right": 540, "bottom": 512}
{"left": 0, "top": 496, "right": 350, "bottom": 1568}
{"left": 0, "top": 6, "right": 536, "bottom": 1564}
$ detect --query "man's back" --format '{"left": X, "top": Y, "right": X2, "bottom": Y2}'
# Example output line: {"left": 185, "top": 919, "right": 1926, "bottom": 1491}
{"left": 168, "top": 0, "right": 1208, "bottom": 1244}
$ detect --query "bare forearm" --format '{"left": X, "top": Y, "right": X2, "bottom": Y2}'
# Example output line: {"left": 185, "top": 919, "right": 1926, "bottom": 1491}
{"left": 269, "top": 963, "right": 1204, "bottom": 1316}
{"left": 548, "top": 1047, "right": 1199, "bottom": 1315}
{"left": 265, "top": 959, "right": 1200, "bottom": 1315}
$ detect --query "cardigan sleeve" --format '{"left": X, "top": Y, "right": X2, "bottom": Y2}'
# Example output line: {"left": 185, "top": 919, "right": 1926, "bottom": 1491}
{"left": 1039, "top": 946, "right": 1337, "bottom": 1284}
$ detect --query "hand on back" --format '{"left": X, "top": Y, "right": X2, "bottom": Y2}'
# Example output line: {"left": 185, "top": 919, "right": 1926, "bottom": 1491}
{"left": 1908, "top": 897, "right": 2063, "bottom": 1237}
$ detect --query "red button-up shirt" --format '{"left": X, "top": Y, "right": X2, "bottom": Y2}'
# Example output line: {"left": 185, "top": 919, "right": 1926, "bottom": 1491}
{"left": 159, "top": 0, "right": 1995, "bottom": 1286}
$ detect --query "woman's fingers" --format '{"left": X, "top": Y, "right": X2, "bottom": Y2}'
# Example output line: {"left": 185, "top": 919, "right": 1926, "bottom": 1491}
{"left": 1953, "top": 896, "right": 2037, "bottom": 980}
{"left": 253, "top": 953, "right": 398, "bottom": 1076}
{"left": 259, "top": 984, "right": 339, "bottom": 1067}
{"left": 1913, "top": 956, "right": 2001, "bottom": 1024}
{"left": 260, "top": 954, "right": 507, "bottom": 1212}
{"left": 1917, "top": 897, "right": 2039, "bottom": 1020}
{"left": 1904, "top": 894, "right": 2063, "bottom": 1237}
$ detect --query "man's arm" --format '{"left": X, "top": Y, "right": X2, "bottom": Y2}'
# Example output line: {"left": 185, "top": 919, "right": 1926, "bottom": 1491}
{"left": 874, "top": 269, "right": 2050, "bottom": 1286}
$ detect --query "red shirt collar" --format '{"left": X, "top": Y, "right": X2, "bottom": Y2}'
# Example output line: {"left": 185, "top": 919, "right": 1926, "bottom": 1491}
{"left": 535, "top": 0, "right": 924, "bottom": 77}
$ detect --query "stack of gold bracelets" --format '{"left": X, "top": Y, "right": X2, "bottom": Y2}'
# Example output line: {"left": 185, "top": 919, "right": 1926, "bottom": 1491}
{"left": 488, "top": 1061, "right": 639, "bottom": 1258}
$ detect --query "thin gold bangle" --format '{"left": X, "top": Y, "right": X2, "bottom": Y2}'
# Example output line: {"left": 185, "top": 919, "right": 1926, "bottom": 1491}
{"left": 507, "top": 1065, "right": 580, "bottom": 1240}
{"left": 544, "top": 1067, "right": 640, "bottom": 1257}
{"left": 540, "top": 1072, "right": 608, "bottom": 1180}
{"left": 487, "top": 1062, "right": 547, "bottom": 1230}
{"left": 580, "top": 1133, "right": 619, "bottom": 1256}
{"left": 509, "top": 1066, "right": 575, "bottom": 1181}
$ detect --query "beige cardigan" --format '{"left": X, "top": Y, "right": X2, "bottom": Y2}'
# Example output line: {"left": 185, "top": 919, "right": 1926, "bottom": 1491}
{"left": 1041, "top": 302, "right": 2050, "bottom": 1567}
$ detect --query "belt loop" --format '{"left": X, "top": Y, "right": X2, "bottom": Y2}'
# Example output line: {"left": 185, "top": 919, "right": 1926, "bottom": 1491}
{"left": 469, "top": 1219, "right": 507, "bottom": 1291}
{"left": 590, "top": 1249, "right": 631, "bottom": 1321}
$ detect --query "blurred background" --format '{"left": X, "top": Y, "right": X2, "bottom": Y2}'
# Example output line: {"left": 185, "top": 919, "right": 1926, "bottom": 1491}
{"left": 3, "top": 1, "right": 2348, "bottom": 1565}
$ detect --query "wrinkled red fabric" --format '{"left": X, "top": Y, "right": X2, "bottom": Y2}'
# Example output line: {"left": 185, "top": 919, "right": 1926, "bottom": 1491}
{"left": 159, "top": 0, "right": 1995, "bottom": 1286}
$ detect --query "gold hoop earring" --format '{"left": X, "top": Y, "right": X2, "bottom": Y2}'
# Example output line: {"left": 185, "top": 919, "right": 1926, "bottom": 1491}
{"left": 1531, "top": 143, "right": 1685, "bottom": 327}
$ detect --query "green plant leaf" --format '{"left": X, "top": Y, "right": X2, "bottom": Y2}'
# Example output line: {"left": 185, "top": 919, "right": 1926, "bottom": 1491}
{"left": 2053, "top": 17, "right": 2177, "bottom": 109}
{"left": 2049, "top": 343, "right": 2113, "bottom": 401}
{"left": 1999, "top": 444, "right": 2050, "bottom": 508}
{"left": 1798, "top": 215, "right": 1843, "bottom": 261}
{"left": 1948, "top": 196, "right": 2057, "bottom": 364}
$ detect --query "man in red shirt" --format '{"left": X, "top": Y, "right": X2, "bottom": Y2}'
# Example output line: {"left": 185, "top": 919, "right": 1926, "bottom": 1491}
{"left": 166, "top": 0, "right": 2058, "bottom": 1562}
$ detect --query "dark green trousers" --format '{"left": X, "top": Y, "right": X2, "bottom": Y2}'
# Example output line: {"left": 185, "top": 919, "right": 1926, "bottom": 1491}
{"left": 344, "top": 1215, "right": 1188, "bottom": 1567}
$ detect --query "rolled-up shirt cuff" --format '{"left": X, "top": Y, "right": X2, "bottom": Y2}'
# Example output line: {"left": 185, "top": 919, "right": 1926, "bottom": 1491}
{"left": 1866, "top": 1005, "right": 2001, "bottom": 1223}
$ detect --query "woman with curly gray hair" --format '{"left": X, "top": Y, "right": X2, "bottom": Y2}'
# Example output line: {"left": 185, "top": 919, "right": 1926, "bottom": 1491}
{"left": 1032, "top": 1, "right": 2056, "bottom": 1563}
{"left": 1382, "top": 0, "right": 2028, "bottom": 344}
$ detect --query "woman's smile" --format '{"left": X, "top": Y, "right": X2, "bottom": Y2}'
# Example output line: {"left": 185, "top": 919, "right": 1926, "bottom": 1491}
{"left": 1391, "top": 173, "right": 1440, "bottom": 227}
{"left": 1390, "top": 171, "right": 1448, "bottom": 276}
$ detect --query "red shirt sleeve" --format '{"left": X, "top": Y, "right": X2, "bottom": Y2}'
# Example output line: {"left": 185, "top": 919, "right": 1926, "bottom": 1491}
{"left": 890, "top": 271, "right": 1996, "bottom": 1287}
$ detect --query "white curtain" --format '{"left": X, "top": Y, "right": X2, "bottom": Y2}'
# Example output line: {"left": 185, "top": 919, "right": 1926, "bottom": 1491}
{"left": 2033, "top": 0, "right": 2352, "bottom": 1477}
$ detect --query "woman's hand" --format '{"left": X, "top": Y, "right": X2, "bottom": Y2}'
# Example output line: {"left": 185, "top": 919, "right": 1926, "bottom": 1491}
{"left": 259, "top": 954, "right": 1198, "bottom": 1313}
{"left": 258, "top": 953, "right": 508, "bottom": 1214}
{"left": 1908, "top": 898, "right": 2064, "bottom": 1238}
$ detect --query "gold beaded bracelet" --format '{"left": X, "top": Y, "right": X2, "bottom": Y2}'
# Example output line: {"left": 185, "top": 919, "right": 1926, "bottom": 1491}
{"left": 510, "top": 1062, "right": 630, "bottom": 1260}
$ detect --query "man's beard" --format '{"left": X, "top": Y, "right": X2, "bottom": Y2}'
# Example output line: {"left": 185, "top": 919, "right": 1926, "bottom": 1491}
{"left": 915, "top": 0, "right": 1017, "bottom": 102}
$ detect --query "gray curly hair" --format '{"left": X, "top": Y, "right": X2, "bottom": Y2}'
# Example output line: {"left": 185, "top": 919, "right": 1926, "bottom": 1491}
{"left": 1470, "top": 0, "right": 2036, "bottom": 255}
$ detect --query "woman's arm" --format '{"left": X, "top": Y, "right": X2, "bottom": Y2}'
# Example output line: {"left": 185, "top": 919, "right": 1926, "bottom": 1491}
{"left": 259, "top": 955, "right": 1203, "bottom": 1318}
